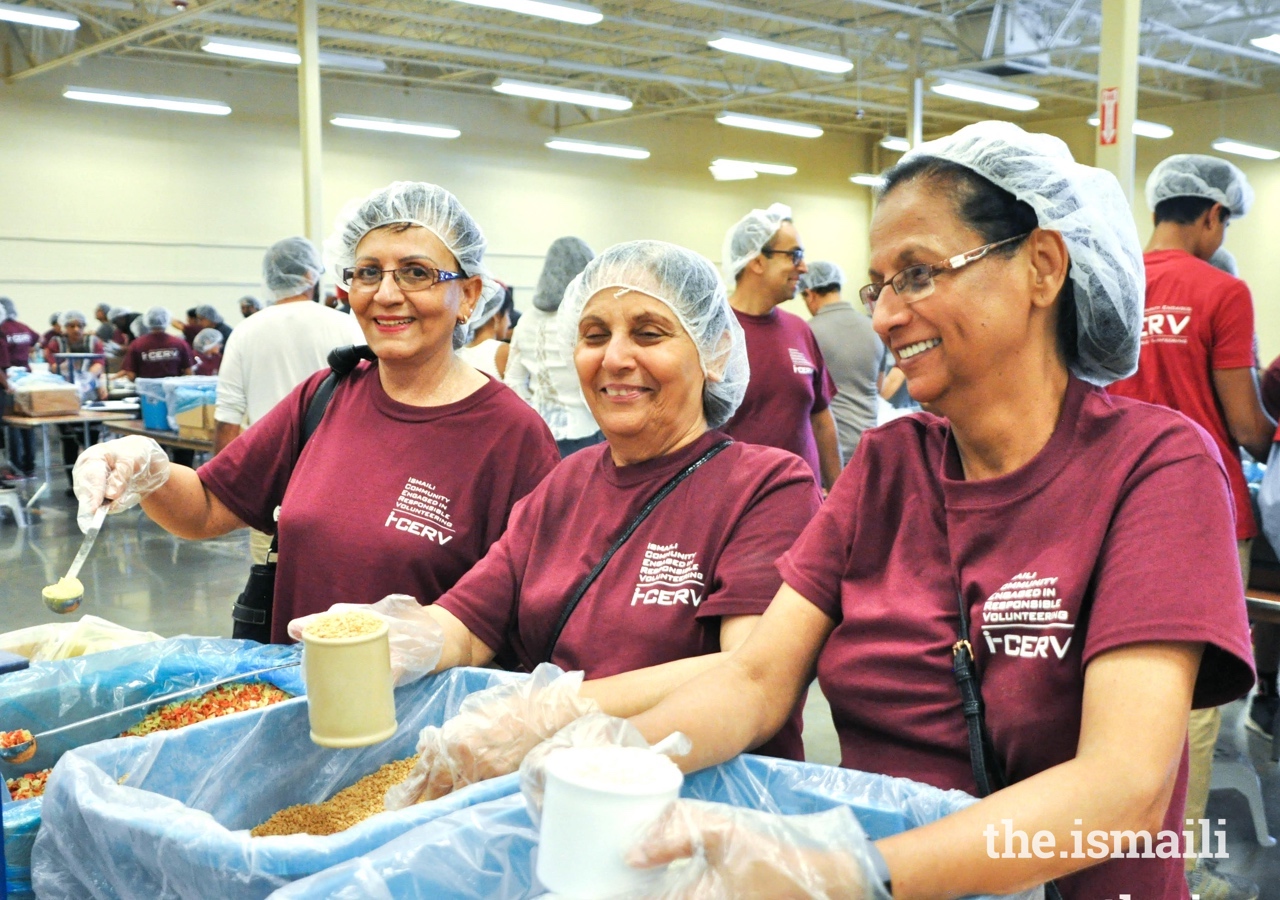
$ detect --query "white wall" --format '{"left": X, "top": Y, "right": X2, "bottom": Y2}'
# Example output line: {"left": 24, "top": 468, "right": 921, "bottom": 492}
{"left": 0, "top": 57, "right": 875, "bottom": 331}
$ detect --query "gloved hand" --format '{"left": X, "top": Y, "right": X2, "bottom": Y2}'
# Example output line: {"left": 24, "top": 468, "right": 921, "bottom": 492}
{"left": 72, "top": 435, "right": 171, "bottom": 533}
{"left": 384, "top": 663, "right": 599, "bottom": 811}
{"left": 519, "top": 712, "right": 691, "bottom": 823}
{"left": 630, "top": 800, "right": 893, "bottom": 900}
{"left": 288, "top": 594, "right": 445, "bottom": 687}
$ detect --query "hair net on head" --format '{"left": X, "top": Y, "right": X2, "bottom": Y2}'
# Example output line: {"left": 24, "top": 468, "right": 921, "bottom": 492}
{"left": 722, "top": 202, "right": 791, "bottom": 281}
{"left": 130, "top": 317, "right": 146, "bottom": 339}
{"left": 1146, "top": 154, "right": 1253, "bottom": 219}
{"left": 262, "top": 236, "right": 323, "bottom": 301}
{"left": 896, "top": 120, "right": 1144, "bottom": 386}
{"left": 328, "top": 181, "right": 487, "bottom": 277}
{"left": 193, "top": 328, "right": 224, "bottom": 354}
{"left": 469, "top": 277, "right": 507, "bottom": 332}
{"left": 532, "top": 237, "right": 595, "bottom": 312}
{"left": 195, "top": 304, "right": 223, "bottom": 324}
{"left": 798, "top": 261, "right": 844, "bottom": 293}
{"left": 107, "top": 306, "right": 129, "bottom": 321}
{"left": 143, "top": 306, "right": 171, "bottom": 331}
{"left": 1208, "top": 247, "right": 1239, "bottom": 277}
{"left": 59, "top": 310, "right": 87, "bottom": 328}
{"left": 95, "top": 302, "right": 111, "bottom": 315}
{"left": 559, "top": 240, "right": 749, "bottom": 428}
{"left": 0, "top": 297, "right": 16, "bottom": 319}
{"left": 50, "top": 313, "right": 61, "bottom": 326}
{"left": 239, "top": 294, "right": 264, "bottom": 311}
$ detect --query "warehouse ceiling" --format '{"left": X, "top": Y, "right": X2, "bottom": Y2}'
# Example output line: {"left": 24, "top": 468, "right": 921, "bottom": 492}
{"left": 3, "top": 0, "right": 1279, "bottom": 139}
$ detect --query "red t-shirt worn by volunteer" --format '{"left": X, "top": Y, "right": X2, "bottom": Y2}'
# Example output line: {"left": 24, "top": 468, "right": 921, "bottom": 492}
{"left": 779, "top": 375, "right": 1255, "bottom": 899}
{"left": 1, "top": 320, "right": 41, "bottom": 368}
{"left": 436, "top": 430, "right": 823, "bottom": 760}
{"left": 200, "top": 362, "right": 560, "bottom": 643}
{"left": 722, "top": 307, "right": 836, "bottom": 480}
{"left": 123, "top": 332, "right": 194, "bottom": 379}
{"left": 1108, "top": 249, "right": 1258, "bottom": 539}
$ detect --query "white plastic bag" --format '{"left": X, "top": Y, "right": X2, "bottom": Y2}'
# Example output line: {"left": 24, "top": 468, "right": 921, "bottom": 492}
{"left": 1257, "top": 443, "right": 1280, "bottom": 557}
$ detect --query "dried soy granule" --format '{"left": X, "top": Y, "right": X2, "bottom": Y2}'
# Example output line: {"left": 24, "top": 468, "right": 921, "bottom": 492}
{"left": 302, "top": 610, "right": 384, "bottom": 640}
{"left": 251, "top": 756, "right": 417, "bottom": 837}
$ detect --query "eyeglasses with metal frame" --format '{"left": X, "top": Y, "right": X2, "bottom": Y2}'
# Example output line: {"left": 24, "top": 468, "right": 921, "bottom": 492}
{"left": 759, "top": 246, "right": 805, "bottom": 266}
{"left": 858, "top": 233, "right": 1030, "bottom": 314}
{"left": 342, "top": 264, "right": 465, "bottom": 293}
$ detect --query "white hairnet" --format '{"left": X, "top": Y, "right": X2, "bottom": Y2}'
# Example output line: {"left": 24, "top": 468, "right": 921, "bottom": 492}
{"left": 470, "top": 277, "right": 507, "bottom": 331}
{"left": 143, "top": 306, "right": 171, "bottom": 331}
{"left": 532, "top": 237, "right": 595, "bottom": 312}
{"left": 130, "top": 317, "right": 146, "bottom": 339}
{"left": 107, "top": 306, "right": 129, "bottom": 321}
{"left": 59, "top": 310, "right": 87, "bottom": 328}
{"left": 328, "top": 181, "right": 491, "bottom": 349}
{"left": 193, "top": 328, "right": 224, "bottom": 354}
{"left": 798, "top": 261, "right": 844, "bottom": 293}
{"left": 263, "top": 236, "right": 323, "bottom": 301}
{"left": 1146, "top": 154, "right": 1253, "bottom": 219}
{"left": 897, "top": 120, "right": 1144, "bottom": 386}
{"left": 0, "top": 297, "right": 16, "bottom": 320}
{"left": 1208, "top": 247, "right": 1239, "bottom": 277}
{"left": 239, "top": 294, "right": 264, "bottom": 311}
{"left": 195, "top": 304, "right": 224, "bottom": 324}
{"left": 722, "top": 202, "right": 791, "bottom": 281}
{"left": 560, "top": 240, "right": 749, "bottom": 428}
{"left": 94, "top": 302, "right": 111, "bottom": 316}
{"left": 0, "top": 301, "right": 9, "bottom": 324}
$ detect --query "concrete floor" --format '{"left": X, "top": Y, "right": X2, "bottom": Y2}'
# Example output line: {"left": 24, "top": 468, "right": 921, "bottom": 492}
{"left": 3, "top": 485, "right": 1280, "bottom": 895}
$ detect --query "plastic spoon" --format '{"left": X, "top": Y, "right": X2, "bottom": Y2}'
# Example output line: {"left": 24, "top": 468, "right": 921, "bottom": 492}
{"left": 0, "top": 661, "right": 301, "bottom": 764}
{"left": 41, "top": 505, "right": 107, "bottom": 614}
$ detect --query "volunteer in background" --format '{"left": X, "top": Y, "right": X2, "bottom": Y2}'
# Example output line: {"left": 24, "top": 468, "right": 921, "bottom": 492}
{"left": 119, "top": 307, "right": 193, "bottom": 381}
{"left": 73, "top": 181, "right": 559, "bottom": 643}
{"left": 720, "top": 204, "right": 841, "bottom": 491}
{"left": 1, "top": 297, "right": 41, "bottom": 476}
{"left": 192, "top": 329, "right": 224, "bottom": 376}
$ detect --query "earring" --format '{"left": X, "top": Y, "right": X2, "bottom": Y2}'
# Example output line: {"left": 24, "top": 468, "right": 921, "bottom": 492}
{"left": 456, "top": 314, "right": 468, "bottom": 325}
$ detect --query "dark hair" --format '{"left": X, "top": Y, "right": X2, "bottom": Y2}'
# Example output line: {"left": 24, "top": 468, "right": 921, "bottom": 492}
{"left": 1153, "top": 195, "right": 1227, "bottom": 226}
{"left": 879, "top": 156, "right": 1077, "bottom": 369}
{"left": 810, "top": 283, "right": 841, "bottom": 297}
{"left": 187, "top": 308, "right": 198, "bottom": 318}
{"left": 499, "top": 285, "right": 515, "bottom": 318}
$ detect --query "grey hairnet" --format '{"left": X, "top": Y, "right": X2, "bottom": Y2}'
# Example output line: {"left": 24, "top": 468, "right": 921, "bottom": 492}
{"left": 59, "top": 310, "right": 87, "bottom": 328}
{"left": 263, "top": 236, "right": 323, "bottom": 301}
{"left": 1146, "top": 154, "right": 1253, "bottom": 219}
{"left": 239, "top": 294, "right": 264, "bottom": 311}
{"left": 532, "top": 237, "right": 595, "bottom": 312}
{"left": 722, "top": 202, "right": 791, "bottom": 281}
{"left": 195, "top": 304, "right": 224, "bottom": 324}
{"left": 1208, "top": 247, "right": 1239, "bottom": 277}
{"left": 193, "top": 328, "right": 224, "bottom": 354}
{"left": 143, "top": 306, "right": 171, "bottom": 331}
{"left": 107, "top": 307, "right": 129, "bottom": 321}
{"left": 0, "top": 297, "right": 16, "bottom": 319}
{"left": 328, "top": 181, "right": 491, "bottom": 349}
{"left": 798, "top": 261, "right": 844, "bottom": 293}
{"left": 898, "top": 120, "right": 1144, "bottom": 386}
{"left": 50, "top": 313, "right": 60, "bottom": 326}
{"left": 560, "top": 240, "right": 749, "bottom": 428}
{"left": 130, "top": 317, "right": 146, "bottom": 339}
{"left": 0, "top": 299, "right": 10, "bottom": 323}
{"left": 94, "top": 302, "right": 111, "bottom": 316}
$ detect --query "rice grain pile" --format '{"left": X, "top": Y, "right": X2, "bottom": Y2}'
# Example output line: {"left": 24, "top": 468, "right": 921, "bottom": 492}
{"left": 251, "top": 756, "right": 417, "bottom": 837}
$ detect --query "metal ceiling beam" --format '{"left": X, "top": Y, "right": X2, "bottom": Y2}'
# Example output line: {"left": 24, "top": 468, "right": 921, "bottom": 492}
{"left": 1143, "top": 20, "right": 1280, "bottom": 67}
{"left": 666, "top": 0, "right": 871, "bottom": 39}
{"left": 841, "top": 0, "right": 942, "bottom": 20}
{"left": 1074, "top": 46, "right": 1260, "bottom": 87}
{"left": 5, "top": 0, "right": 239, "bottom": 83}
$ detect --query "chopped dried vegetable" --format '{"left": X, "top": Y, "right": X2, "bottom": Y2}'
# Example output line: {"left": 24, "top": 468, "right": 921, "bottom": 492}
{"left": 120, "top": 682, "right": 291, "bottom": 737}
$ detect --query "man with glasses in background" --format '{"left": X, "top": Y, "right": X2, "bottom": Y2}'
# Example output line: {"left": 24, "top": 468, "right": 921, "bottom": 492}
{"left": 720, "top": 203, "right": 840, "bottom": 491}
{"left": 212, "top": 236, "right": 363, "bottom": 564}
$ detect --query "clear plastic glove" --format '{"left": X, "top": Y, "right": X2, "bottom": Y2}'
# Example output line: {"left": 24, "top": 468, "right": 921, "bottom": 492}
{"left": 287, "top": 594, "right": 445, "bottom": 687}
{"left": 519, "top": 712, "right": 691, "bottom": 823}
{"left": 72, "top": 435, "right": 171, "bottom": 533}
{"left": 385, "top": 663, "right": 599, "bottom": 811}
{"left": 629, "top": 799, "right": 893, "bottom": 900}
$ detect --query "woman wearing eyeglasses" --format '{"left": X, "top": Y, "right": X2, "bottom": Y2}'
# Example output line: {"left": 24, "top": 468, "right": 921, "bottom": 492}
{"left": 529, "top": 123, "right": 1255, "bottom": 899}
{"left": 72, "top": 182, "right": 560, "bottom": 643}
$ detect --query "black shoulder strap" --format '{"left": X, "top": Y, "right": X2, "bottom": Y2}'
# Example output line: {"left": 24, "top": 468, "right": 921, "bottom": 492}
{"left": 541, "top": 439, "right": 733, "bottom": 663}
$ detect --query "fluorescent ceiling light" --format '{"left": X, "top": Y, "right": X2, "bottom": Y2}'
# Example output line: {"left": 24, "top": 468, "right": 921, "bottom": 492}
{"left": 715, "top": 112, "right": 823, "bottom": 139}
{"left": 850, "top": 173, "right": 886, "bottom": 187}
{"left": 1249, "top": 34, "right": 1280, "bottom": 54}
{"left": 545, "top": 138, "right": 649, "bottom": 160}
{"left": 879, "top": 135, "right": 910, "bottom": 152}
{"left": 444, "top": 0, "right": 602, "bottom": 25}
{"left": 1086, "top": 114, "right": 1172, "bottom": 139}
{"left": 0, "top": 1, "right": 78, "bottom": 30}
{"left": 63, "top": 86, "right": 231, "bottom": 116}
{"left": 710, "top": 163, "right": 758, "bottom": 181}
{"left": 1211, "top": 138, "right": 1280, "bottom": 161}
{"left": 931, "top": 80, "right": 1039, "bottom": 111}
{"left": 331, "top": 115, "right": 460, "bottom": 139}
{"left": 201, "top": 38, "right": 386, "bottom": 72}
{"left": 707, "top": 33, "right": 853, "bottom": 74}
{"left": 493, "top": 78, "right": 631, "bottom": 110}
{"left": 712, "top": 158, "right": 796, "bottom": 176}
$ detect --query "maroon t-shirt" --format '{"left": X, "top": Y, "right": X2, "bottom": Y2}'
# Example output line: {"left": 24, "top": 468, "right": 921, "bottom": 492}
{"left": 200, "top": 362, "right": 560, "bottom": 643}
{"left": 123, "top": 332, "right": 194, "bottom": 378}
{"left": 1, "top": 320, "right": 41, "bottom": 368}
{"left": 722, "top": 307, "right": 836, "bottom": 481}
{"left": 779, "top": 375, "right": 1254, "bottom": 899}
{"left": 437, "top": 430, "right": 822, "bottom": 760}
{"left": 194, "top": 355, "right": 221, "bottom": 376}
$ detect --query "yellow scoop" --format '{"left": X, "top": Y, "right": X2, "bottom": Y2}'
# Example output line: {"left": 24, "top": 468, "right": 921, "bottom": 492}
{"left": 42, "top": 506, "right": 106, "bottom": 614}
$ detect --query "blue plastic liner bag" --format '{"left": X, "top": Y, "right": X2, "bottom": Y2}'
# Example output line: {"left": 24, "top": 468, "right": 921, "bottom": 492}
{"left": 2, "top": 637, "right": 303, "bottom": 900}
{"left": 31, "top": 667, "right": 524, "bottom": 899}
{"left": 270, "top": 753, "right": 1042, "bottom": 899}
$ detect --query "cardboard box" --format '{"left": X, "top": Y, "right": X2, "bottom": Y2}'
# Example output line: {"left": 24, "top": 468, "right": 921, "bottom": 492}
{"left": 175, "top": 404, "right": 216, "bottom": 441}
{"left": 13, "top": 383, "right": 80, "bottom": 417}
